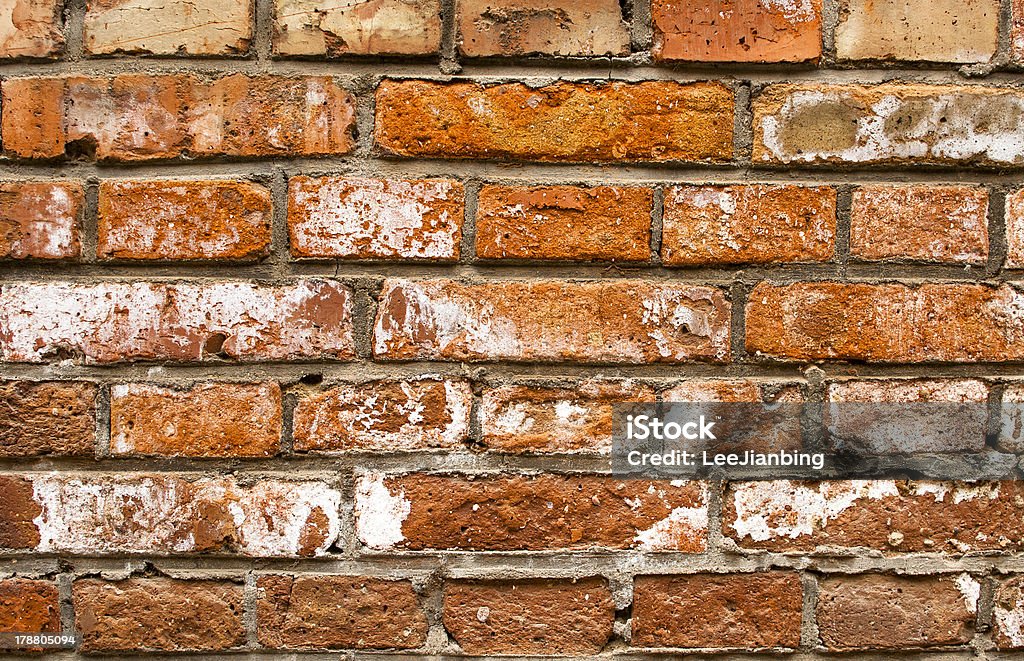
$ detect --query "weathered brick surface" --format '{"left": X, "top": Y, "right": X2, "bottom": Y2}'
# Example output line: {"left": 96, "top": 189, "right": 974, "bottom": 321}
{"left": 661, "top": 185, "right": 836, "bottom": 266}
{"left": 825, "top": 379, "right": 989, "bottom": 455}
{"left": 374, "top": 279, "right": 731, "bottom": 363}
{"left": 355, "top": 472, "right": 708, "bottom": 551}
{"left": 257, "top": 575, "right": 427, "bottom": 649}
{"left": 458, "top": 0, "right": 629, "bottom": 57}
{"left": 0, "top": 0, "right": 63, "bottom": 58}
{"left": 110, "top": 382, "right": 281, "bottom": 457}
{"left": 0, "top": 280, "right": 354, "bottom": 363}
{"left": 817, "top": 575, "right": 976, "bottom": 650}
{"left": 995, "top": 575, "right": 1024, "bottom": 649}
{"left": 725, "top": 480, "right": 1023, "bottom": 552}
{"left": 652, "top": 0, "right": 822, "bottom": 62}
{"left": 4, "top": 473, "right": 340, "bottom": 556}
{"left": 374, "top": 80, "right": 735, "bottom": 163}
{"left": 480, "top": 380, "right": 655, "bottom": 454}
{"left": 293, "top": 378, "right": 472, "bottom": 453}
{"left": 632, "top": 572, "right": 803, "bottom": 649}
{"left": 0, "top": 181, "right": 82, "bottom": 259}
{"left": 836, "top": 0, "right": 998, "bottom": 62}
{"left": 74, "top": 579, "right": 245, "bottom": 653}
{"left": 274, "top": 0, "right": 442, "bottom": 56}
{"left": 0, "top": 579, "right": 60, "bottom": 635}
{"left": 98, "top": 180, "right": 272, "bottom": 261}
{"left": 849, "top": 185, "right": 988, "bottom": 264}
{"left": 288, "top": 177, "right": 463, "bottom": 260}
{"left": 3, "top": 74, "right": 355, "bottom": 161}
{"left": 746, "top": 282, "right": 1024, "bottom": 362}
{"left": 754, "top": 83, "right": 1024, "bottom": 166}
{"left": 475, "top": 185, "right": 652, "bottom": 261}
{"left": 1000, "top": 383, "right": 1024, "bottom": 452}
{"left": 84, "top": 0, "right": 253, "bottom": 55}
{"left": 0, "top": 380, "right": 96, "bottom": 457}
{"left": 1004, "top": 188, "right": 1024, "bottom": 268}
{"left": 443, "top": 578, "right": 614, "bottom": 654}
{"left": 1015, "top": 0, "right": 1024, "bottom": 62}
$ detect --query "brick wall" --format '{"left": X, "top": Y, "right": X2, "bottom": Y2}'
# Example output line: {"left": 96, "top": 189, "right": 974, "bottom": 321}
{"left": 2, "top": 0, "right": 1024, "bottom": 656}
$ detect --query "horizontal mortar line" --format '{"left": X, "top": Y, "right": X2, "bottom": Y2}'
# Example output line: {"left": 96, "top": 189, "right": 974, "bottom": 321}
{"left": 0, "top": 264, "right": 1014, "bottom": 281}
{"left": 5, "top": 362, "right": 1024, "bottom": 382}
{"left": 1, "top": 58, "right": 1024, "bottom": 84}
{"left": 6, "top": 158, "right": 1024, "bottom": 184}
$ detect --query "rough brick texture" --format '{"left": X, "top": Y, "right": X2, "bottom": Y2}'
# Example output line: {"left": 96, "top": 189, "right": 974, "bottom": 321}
{"left": 0, "top": 0, "right": 63, "bottom": 58}
{"left": 836, "top": 0, "right": 998, "bottom": 62}
{"left": 475, "top": 185, "right": 652, "bottom": 261}
{"left": 458, "top": 0, "right": 629, "bottom": 57}
{"left": 257, "top": 575, "right": 428, "bottom": 649}
{"left": 375, "top": 80, "right": 734, "bottom": 163}
{"left": 374, "top": 279, "right": 731, "bottom": 363}
{"left": 661, "top": 185, "right": 836, "bottom": 266}
{"left": 653, "top": 0, "right": 822, "bottom": 62}
{"left": 275, "top": 0, "right": 442, "bottom": 56}
{"left": 817, "top": 574, "right": 976, "bottom": 650}
{"left": 0, "top": 181, "right": 82, "bottom": 259}
{"left": 2, "top": 74, "right": 355, "bottom": 161}
{"left": 0, "top": 579, "right": 60, "bottom": 634}
{"left": 74, "top": 579, "right": 245, "bottom": 653}
{"left": 354, "top": 473, "right": 708, "bottom": 551}
{"left": 98, "top": 180, "right": 272, "bottom": 261}
{"left": 288, "top": 177, "right": 463, "bottom": 260}
{"left": 443, "top": 578, "right": 614, "bottom": 654}
{"left": 849, "top": 185, "right": 988, "bottom": 264}
{"left": 0, "top": 380, "right": 96, "bottom": 456}
{"left": 1005, "top": 188, "right": 1024, "bottom": 268}
{"left": 632, "top": 572, "right": 803, "bottom": 649}
{"left": 292, "top": 378, "right": 472, "bottom": 453}
{"left": 109, "top": 382, "right": 282, "bottom": 457}
{"left": 84, "top": 0, "right": 253, "bottom": 55}
{"left": 0, "top": 280, "right": 354, "bottom": 363}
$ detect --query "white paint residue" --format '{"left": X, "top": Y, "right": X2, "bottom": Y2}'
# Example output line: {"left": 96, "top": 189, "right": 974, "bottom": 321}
{"left": 634, "top": 505, "right": 708, "bottom": 551}
{"left": 762, "top": 0, "right": 816, "bottom": 21}
{"left": 955, "top": 574, "right": 981, "bottom": 615}
{"left": 996, "top": 590, "right": 1024, "bottom": 647}
{"left": 229, "top": 480, "right": 341, "bottom": 556}
{"left": 354, "top": 471, "right": 410, "bottom": 550}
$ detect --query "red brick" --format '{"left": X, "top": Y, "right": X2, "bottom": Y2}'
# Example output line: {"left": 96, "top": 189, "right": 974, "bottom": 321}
{"left": 480, "top": 379, "right": 655, "bottom": 454}
{"left": 84, "top": 0, "right": 252, "bottom": 55}
{"left": 110, "top": 382, "right": 281, "bottom": 457}
{"left": 836, "top": 0, "right": 998, "bottom": 63}
{"left": 293, "top": 378, "right": 472, "bottom": 453}
{"left": 850, "top": 185, "right": 988, "bottom": 264}
{"left": 257, "top": 575, "right": 427, "bottom": 649}
{"left": 274, "top": 0, "right": 442, "bottom": 56}
{"left": 458, "top": 0, "right": 629, "bottom": 57}
{"left": 1000, "top": 383, "right": 1024, "bottom": 452}
{"left": 288, "top": 177, "right": 463, "bottom": 260}
{"left": 746, "top": 282, "right": 1024, "bottom": 363}
{"left": 817, "top": 574, "right": 976, "bottom": 650}
{"left": 1, "top": 78, "right": 65, "bottom": 159}
{"left": 995, "top": 575, "right": 1024, "bottom": 648}
{"left": 0, "top": 280, "right": 354, "bottom": 364}
{"left": 3, "top": 74, "right": 355, "bottom": 161}
{"left": 0, "top": 380, "right": 96, "bottom": 457}
{"left": 75, "top": 578, "right": 245, "bottom": 653}
{"left": 98, "top": 180, "right": 271, "bottom": 261}
{"left": 0, "top": 181, "right": 82, "bottom": 259}
{"left": 0, "top": 0, "right": 63, "bottom": 58}
{"left": 661, "top": 185, "right": 835, "bottom": 266}
{"left": 754, "top": 83, "right": 1024, "bottom": 166}
{"left": 0, "top": 580, "right": 59, "bottom": 636}
{"left": 373, "top": 279, "right": 731, "bottom": 364}
{"left": 1004, "top": 188, "right": 1024, "bottom": 268}
{"left": 724, "top": 480, "right": 1023, "bottom": 553}
{"left": 0, "top": 476, "right": 41, "bottom": 549}
{"left": 653, "top": 0, "right": 822, "bottom": 62}
{"left": 632, "top": 572, "right": 803, "bottom": 649}
{"left": 443, "top": 578, "right": 613, "bottom": 655}
{"left": 10, "top": 473, "right": 340, "bottom": 556}
{"left": 1015, "top": 0, "right": 1024, "bottom": 62}
{"left": 354, "top": 472, "right": 708, "bottom": 551}
{"left": 825, "top": 379, "right": 988, "bottom": 455}
{"left": 475, "top": 185, "right": 652, "bottom": 261}
{"left": 374, "top": 79, "right": 734, "bottom": 163}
